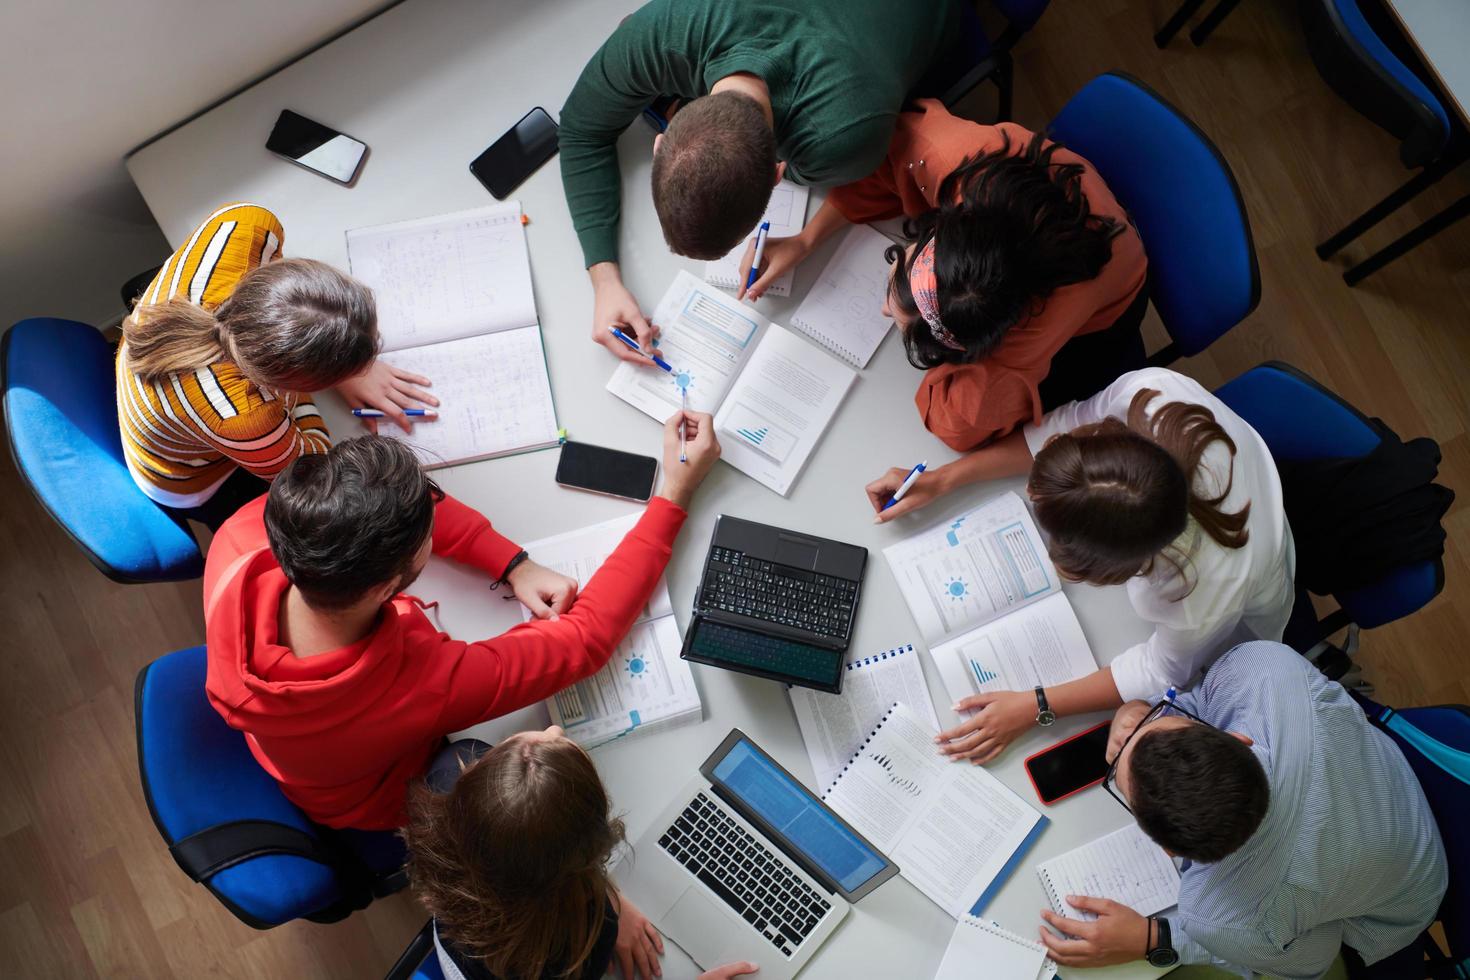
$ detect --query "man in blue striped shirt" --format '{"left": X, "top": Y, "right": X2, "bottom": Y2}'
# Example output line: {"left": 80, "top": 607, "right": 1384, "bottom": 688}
{"left": 1038, "top": 641, "right": 1447, "bottom": 979}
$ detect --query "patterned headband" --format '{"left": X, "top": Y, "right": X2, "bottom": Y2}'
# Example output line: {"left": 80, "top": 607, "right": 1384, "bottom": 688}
{"left": 908, "top": 240, "right": 965, "bottom": 352}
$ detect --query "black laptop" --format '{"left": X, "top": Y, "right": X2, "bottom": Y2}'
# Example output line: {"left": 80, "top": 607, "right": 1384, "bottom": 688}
{"left": 681, "top": 516, "right": 867, "bottom": 693}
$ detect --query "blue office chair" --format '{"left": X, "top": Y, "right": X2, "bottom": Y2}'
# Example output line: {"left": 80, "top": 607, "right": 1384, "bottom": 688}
{"left": 2, "top": 317, "right": 203, "bottom": 583}
{"left": 1300, "top": 0, "right": 1467, "bottom": 285}
{"left": 1048, "top": 72, "right": 1261, "bottom": 366}
{"left": 386, "top": 921, "right": 445, "bottom": 980}
{"left": 135, "top": 645, "right": 407, "bottom": 928}
{"left": 1355, "top": 695, "right": 1470, "bottom": 977}
{"left": 1214, "top": 362, "right": 1446, "bottom": 675}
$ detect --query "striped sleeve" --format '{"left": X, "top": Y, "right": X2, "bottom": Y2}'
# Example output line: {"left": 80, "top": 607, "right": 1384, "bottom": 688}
{"left": 136, "top": 202, "right": 285, "bottom": 314}
{"left": 189, "top": 366, "right": 331, "bottom": 479}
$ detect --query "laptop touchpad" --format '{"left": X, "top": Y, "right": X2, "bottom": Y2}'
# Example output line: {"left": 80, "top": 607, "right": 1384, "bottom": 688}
{"left": 663, "top": 886, "right": 744, "bottom": 968}
{"left": 774, "top": 534, "right": 819, "bottom": 570}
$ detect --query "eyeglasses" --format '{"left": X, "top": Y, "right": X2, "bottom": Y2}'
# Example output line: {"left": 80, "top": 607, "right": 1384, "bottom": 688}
{"left": 1102, "top": 694, "right": 1209, "bottom": 813}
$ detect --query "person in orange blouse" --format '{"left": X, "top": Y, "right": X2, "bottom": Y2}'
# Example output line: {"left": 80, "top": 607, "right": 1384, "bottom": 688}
{"left": 740, "top": 100, "right": 1148, "bottom": 452}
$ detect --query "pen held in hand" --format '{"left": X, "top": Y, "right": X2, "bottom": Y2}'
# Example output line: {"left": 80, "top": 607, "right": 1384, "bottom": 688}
{"left": 608, "top": 326, "right": 674, "bottom": 372}
{"left": 744, "top": 220, "right": 772, "bottom": 292}
{"left": 880, "top": 461, "right": 927, "bottom": 511}
{"left": 352, "top": 408, "right": 438, "bottom": 418}
{"left": 679, "top": 386, "right": 689, "bottom": 464}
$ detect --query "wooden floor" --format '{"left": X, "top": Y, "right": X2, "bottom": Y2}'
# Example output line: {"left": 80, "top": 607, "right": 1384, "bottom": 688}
{"left": 2, "top": 0, "right": 1466, "bottom": 976}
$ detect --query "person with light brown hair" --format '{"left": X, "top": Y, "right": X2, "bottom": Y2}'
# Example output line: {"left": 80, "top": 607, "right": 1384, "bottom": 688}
{"left": 406, "top": 727, "right": 760, "bottom": 980}
{"left": 866, "top": 368, "right": 1294, "bottom": 764}
{"left": 117, "top": 202, "right": 436, "bottom": 527}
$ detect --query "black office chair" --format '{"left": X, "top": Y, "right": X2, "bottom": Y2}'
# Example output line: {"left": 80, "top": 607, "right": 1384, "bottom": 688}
{"left": 120, "top": 264, "right": 163, "bottom": 311}
{"left": 1155, "top": 0, "right": 1247, "bottom": 48}
{"left": 1299, "top": 0, "right": 1467, "bottom": 284}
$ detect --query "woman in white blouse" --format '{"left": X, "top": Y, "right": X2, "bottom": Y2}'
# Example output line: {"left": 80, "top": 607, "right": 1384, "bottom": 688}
{"left": 867, "top": 368, "right": 1296, "bottom": 764}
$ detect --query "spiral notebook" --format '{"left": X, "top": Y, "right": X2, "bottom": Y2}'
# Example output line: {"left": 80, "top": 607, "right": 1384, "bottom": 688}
{"left": 788, "top": 643, "right": 938, "bottom": 791}
{"left": 1036, "top": 823, "right": 1180, "bottom": 922}
{"left": 821, "top": 702, "right": 1048, "bottom": 920}
{"left": 788, "top": 223, "right": 896, "bottom": 368}
{"left": 704, "top": 180, "right": 810, "bottom": 297}
{"left": 936, "top": 916, "right": 1056, "bottom": 980}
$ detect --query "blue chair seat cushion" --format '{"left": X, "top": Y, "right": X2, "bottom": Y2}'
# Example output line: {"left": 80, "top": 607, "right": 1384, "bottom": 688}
{"left": 2, "top": 318, "right": 201, "bottom": 582}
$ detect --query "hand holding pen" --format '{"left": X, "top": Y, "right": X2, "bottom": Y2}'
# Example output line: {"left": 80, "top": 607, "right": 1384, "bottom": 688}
{"left": 866, "top": 461, "right": 938, "bottom": 524}
{"left": 609, "top": 326, "right": 675, "bottom": 372}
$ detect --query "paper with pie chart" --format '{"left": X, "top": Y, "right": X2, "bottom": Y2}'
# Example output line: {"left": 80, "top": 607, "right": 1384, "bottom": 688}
{"left": 518, "top": 515, "right": 702, "bottom": 749}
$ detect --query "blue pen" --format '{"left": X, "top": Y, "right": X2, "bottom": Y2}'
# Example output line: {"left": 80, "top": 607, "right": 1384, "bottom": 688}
{"left": 745, "top": 221, "right": 772, "bottom": 291}
{"left": 880, "top": 460, "right": 928, "bottom": 511}
{"left": 353, "top": 408, "right": 437, "bottom": 418}
{"left": 608, "top": 326, "right": 674, "bottom": 373}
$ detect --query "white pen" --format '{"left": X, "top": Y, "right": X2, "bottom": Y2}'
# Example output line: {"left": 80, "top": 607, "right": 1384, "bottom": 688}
{"left": 880, "top": 460, "right": 928, "bottom": 512}
{"left": 679, "top": 385, "right": 689, "bottom": 464}
{"left": 352, "top": 408, "right": 438, "bottom": 418}
{"left": 744, "top": 220, "right": 772, "bottom": 293}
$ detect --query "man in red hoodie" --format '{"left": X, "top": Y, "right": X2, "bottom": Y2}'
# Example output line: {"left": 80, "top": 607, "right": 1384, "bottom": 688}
{"left": 204, "top": 411, "right": 721, "bottom": 831}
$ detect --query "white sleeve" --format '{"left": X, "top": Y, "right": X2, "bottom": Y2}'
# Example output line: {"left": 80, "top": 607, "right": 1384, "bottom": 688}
{"left": 1108, "top": 615, "right": 1242, "bottom": 703}
{"left": 1022, "top": 368, "right": 1208, "bottom": 456}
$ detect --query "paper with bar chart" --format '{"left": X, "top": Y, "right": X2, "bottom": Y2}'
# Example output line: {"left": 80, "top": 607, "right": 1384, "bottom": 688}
{"left": 608, "top": 271, "right": 855, "bottom": 495}
{"left": 518, "top": 515, "right": 701, "bottom": 748}
{"left": 883, "top": 493, "right": 1097, "bottom": 704}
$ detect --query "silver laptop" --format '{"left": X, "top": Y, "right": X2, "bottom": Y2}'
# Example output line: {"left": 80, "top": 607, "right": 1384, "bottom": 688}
{"left": 617, "top": 730, "right": 899, "bottom": 980}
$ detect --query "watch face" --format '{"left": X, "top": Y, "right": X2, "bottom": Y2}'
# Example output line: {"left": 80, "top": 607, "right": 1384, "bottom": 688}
{"left": 1148, "top": 949, "right": 1180, "bottom": 967}
{"left": 1038, "top": 710, "right": 1056, "bottom": 727}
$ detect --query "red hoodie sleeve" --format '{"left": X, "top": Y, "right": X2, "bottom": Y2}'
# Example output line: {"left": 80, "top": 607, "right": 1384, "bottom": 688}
{"left": 433, "top": 496, "right": 687, "bottom": 732}
{"left": 431, "top": 493, "right": 523, "bottom": 581}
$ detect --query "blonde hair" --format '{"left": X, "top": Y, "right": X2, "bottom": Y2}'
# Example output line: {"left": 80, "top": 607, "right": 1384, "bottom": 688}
{"left": 123, "top": 257, "right": 379, "bottom": 391}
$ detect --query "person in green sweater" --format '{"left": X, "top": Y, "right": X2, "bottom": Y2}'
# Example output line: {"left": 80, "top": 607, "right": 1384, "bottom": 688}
{"left": 560, "top": 0, "right": 958, "bottom": 367}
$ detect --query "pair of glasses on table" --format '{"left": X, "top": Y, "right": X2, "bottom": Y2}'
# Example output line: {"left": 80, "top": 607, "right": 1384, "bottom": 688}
{"left": 1102, "top": 689, "right": 1213, "bottom": 813}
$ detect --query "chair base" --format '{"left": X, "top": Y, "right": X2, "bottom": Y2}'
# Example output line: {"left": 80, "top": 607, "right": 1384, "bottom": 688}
{"left": 1156, "top": 0, "right": 1243, "bottom": 47}
{"left": 1343, "top": 192, "right": 1470, "bottom": 285}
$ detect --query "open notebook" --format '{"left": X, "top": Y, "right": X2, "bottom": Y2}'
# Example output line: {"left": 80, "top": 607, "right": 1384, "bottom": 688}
{"left": 704, "top": 180, "right": 810, "bottom": 297}
{"left": 607, "top": 270, "right": 856, "bottom": 496}
{"left": 883, "top": 492, "right": 1098, "bottom": 716}
{"left": 519, "top": 514, "right": 702, "bottom": 748}
{"left": 1037, "top": 823, "right": 1180, "bottom": 921}
{"left": 346, "top": 203, "right": 559, "bottom": 467}
{"left": 788, "top": 643, "right": 938, "bottom": 792}
{"left": 821, "top": 702, "right": 1047, "bottom": 920}
{"left": 936, "top": 916, "right": 1056, "bottom": 980}
{"left": 788, "top": 223, "right": 895, "bottom": 368}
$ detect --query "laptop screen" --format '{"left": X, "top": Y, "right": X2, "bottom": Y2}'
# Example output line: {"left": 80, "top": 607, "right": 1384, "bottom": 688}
{"left": 710, "top": 736, "right": 889, "bottom": 895}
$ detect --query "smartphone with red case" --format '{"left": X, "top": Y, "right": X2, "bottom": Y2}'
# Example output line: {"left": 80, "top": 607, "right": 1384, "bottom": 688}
{"left": 1024, "top": 721, "right": 1111, "bottom": 805}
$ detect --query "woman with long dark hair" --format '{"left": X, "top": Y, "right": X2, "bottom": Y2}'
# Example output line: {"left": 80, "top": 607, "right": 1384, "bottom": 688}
{"left": 406, "top": 728, "right": 759, "bottom": 980}
{"left": 865, "top": 368, "right": 1295, "bottom": 764}
{"left": 740, "top": 100, "right": 1147, "bottom": 450}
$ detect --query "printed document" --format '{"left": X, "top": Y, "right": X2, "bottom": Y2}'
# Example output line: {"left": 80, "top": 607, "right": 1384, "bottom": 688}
{"left": 607, "top": 271, "right": 856, "bottom": 495}
{"left": 347, "top": 203, "right": 558, "bottom": 466}
{"left": 883, "top": 493, "right": 1097, "bottom": 711}
{"left": 704, "top": 180, "right": 810, "bottom": 297}
{"left": 822, "top": 702, "right": 1047, "bottom": 919}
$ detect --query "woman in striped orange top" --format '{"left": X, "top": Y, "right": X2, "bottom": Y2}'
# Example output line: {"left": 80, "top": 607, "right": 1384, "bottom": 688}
{"left": 117, "top": 202, "right": 436, "bottom": 525}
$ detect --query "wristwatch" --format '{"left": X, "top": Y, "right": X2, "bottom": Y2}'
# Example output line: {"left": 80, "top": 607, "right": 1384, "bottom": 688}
{"left": 1146, "top": 916, "right": 1180, "bottom": 967}
{"left": 1034, "top": 686, "right": 1056, "bottom": 727}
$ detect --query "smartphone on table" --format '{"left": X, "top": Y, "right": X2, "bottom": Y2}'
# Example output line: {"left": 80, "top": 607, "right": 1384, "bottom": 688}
{"left": 555, "top": 441, "right": 658, "bottom": 503}
{"left": 266, "top": 109, "right": 368, "bottom": 185}
{"left": 1024, "top": 721, "right": 1112, "bottom": 805}
{"left": 469, "top": 107, "right": 559, "bottom": 199}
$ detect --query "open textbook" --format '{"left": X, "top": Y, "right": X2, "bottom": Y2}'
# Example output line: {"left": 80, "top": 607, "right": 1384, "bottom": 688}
{"left": 1037, "top": 823, "right": 1180, "bottom": 921}
{"left": 789, "top": 643, "right": 938, "bottom": 792}
{"left": 705, "top": 180, "right": 810, "bottom": 297}
{"left": 607, "top": 270, "right": 856, "bottom": 495}
{"left": 346, "top": 203, "right": 559, "bottom": 467}
{"left": 936, "top": 916, "right": 1055, "bottom": 980}
{"left": 883, "top": 492, "right": 1097, "bottom": 714}
{"left": 789, "top": 223, "right": 895, "bottom": 368}
{"left": 519, "top": 514, "right": 702, "bottom": 748}
{"left": 821, "top": 702, "right": 1047, "bottom": 920}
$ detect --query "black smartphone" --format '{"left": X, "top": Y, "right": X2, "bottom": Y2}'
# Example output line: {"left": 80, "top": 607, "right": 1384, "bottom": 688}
{"left": 265, "top": 109, "right": 368, "bottom": 185}
{"left": 1024, "top": 721, "right": 1112, "bottom": 805}
{"left": 469, "top": 108, "right": 559, "bottom": 199}
{"left": 555, "top": 441, "right": 658, "bottom": 502}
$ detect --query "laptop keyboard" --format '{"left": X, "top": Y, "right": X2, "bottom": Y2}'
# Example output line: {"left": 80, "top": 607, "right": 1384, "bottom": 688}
{"left": 659, "top": 791, "right": 833, "bottom": 959}
{"left": 689, "top": 620, "right": 840, "bottom": 685}
{"left": 703, "top": 547, "right": 857, "bottom": 638}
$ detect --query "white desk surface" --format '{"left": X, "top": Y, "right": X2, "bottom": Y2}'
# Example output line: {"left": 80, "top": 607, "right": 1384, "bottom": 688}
{"left": 127, "top": 1, "right": 1170, "bottom": 976}
{"left": 1385, "top": 0, "right": 1470, "bottom": 128}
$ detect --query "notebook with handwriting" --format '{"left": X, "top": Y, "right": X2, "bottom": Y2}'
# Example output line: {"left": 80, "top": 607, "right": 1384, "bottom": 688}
{"left": 346, "top": 202, "right": 559, "bottom": 467}
{"left": 821, "top": 702, "right": 1047, "bottom": 920}
{"left": 705, "top": 180, "right": 810, "bottom": 296}
{"left": 789, "top": 223, "right": 895, "bottom": 368}
{"left": 1036, "top": 823, "right": 1180, "bottom": 921}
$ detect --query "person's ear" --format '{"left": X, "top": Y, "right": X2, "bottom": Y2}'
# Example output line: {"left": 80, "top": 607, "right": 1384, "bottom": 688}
{"left": 1228, "top": 731, "right": 1255, "bottom": 747}
{"left": 653, "top": 132, "right": 665, "bottom": 156}
{"left": 774, "top": 160, "right": 787, "bottom": 185}
{"left": 370, "top": 580, "right": 399, "bottom": 606}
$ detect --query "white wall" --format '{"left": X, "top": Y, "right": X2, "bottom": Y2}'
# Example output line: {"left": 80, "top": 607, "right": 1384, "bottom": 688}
{"left": 0, "top": 0, "right": 395, "bottom": 331}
